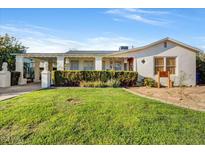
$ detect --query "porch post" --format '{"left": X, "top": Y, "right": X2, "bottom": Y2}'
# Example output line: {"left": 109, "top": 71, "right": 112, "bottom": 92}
{"left": 34, "top": 59, "right": 40, "bottom": 82}
{"left": 123, "top": 58, "right": 128, "bottom": 71}
{"left": 112, "top": 58, "right": 115, "bottom": 70}
{"left": 95, "top": 57, "right": 102, "bottom": 70}
{"left": 133, "top": 57, "right": 137, "bottom": 72}
{"left": 15, "top": 56, "right": 27, "bottom": 85}
{"left": 57, "top": 56, "right": 64, "bottom": 71}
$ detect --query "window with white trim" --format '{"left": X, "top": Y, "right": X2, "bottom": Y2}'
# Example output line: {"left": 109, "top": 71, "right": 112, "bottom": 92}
{"left": 154, "top": 57, "right": 164, "bottom": 74}
{"left": 83, "top": 60, "right": 94, "bottom": 70}
{"left": 154, "top": 57, "right": 176, "bottom": 74}
{"left": 166, "top": 57, "right": 176, "bottom": 74}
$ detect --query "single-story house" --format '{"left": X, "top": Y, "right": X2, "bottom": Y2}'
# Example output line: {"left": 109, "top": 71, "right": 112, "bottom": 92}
{"left": 14, "top": 37, "right": 202, "bottom": 86}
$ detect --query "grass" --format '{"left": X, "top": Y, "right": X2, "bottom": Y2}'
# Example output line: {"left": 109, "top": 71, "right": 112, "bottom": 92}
{"left": 0, "top": 88, "right": 205, "bottom": 144}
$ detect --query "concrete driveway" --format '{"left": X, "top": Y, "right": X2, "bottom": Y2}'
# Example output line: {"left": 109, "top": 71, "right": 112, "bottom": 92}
{"left": 0, "top": 83, "right": 41, "bottom": 101}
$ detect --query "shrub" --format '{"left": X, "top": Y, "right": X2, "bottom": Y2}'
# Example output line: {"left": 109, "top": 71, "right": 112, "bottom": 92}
{"left": 80, "top": 81, "right": 107, "bottom": 87}
{"left": 143, "top": 77, "right": 156, "bottom": 87}
{"left": 53, "top": 70, "right": 137, "bottom": 87}
{"left": 80, "top": 81, "right": 94, "bottom": 87}
{"left": 11, "top": 71, "right": 20, "bottom": 86}
{"left": 106, "top": 79, "right": 120, "bottom": 87}
{"left": 80, "top": 79, "right": 121, "bottom": 88}
{"left": 196, "top": 51, "right": 205, "bottom": 84}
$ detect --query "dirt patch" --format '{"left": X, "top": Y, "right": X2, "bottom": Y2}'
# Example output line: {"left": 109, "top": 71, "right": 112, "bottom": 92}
{"left": 66, "top": 98, "right": 81, "bottom": 105}
{"left": 127, "top": 86, "right": 205, "bottom": 112}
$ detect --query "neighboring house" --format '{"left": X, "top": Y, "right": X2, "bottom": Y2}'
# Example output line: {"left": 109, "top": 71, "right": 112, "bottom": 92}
{"left": 14, "top": 37, "right": 202, "bottom": 86}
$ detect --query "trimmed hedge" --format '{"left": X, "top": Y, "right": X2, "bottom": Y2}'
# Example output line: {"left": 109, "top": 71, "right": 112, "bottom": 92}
{"left": 80, "top": 80, "right": 121, "bottom": 88}
{"left": 52, "top": 70, "right": 138, "bottom": 87}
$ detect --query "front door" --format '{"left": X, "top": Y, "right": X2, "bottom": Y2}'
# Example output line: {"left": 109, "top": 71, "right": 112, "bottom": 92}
{"left": 128, "top": 58, "right": 133, "bottom": 71}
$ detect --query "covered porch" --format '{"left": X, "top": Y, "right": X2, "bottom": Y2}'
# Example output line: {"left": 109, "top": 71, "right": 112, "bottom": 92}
{"left": 14, "top": 53, "right": 137, "bottom": 84}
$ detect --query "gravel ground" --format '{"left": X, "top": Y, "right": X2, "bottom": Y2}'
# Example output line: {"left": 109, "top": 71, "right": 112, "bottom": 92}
{"left": 127, "top": 86, "right": 205, "bottom": 112}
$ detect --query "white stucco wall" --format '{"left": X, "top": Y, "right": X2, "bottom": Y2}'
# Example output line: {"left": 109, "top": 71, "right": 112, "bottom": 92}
{"left": 126, "top": 41, "right": 196, "bottom": 86}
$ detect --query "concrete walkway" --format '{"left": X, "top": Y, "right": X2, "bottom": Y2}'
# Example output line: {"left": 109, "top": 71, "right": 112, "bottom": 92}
{"left": 0, "top": 83, "right": 41, "bottom": 101}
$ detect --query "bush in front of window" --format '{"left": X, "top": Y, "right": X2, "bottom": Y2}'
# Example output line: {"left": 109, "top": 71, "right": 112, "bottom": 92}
{"left": 80, "top": 81, "right": 107, "bottom": 88}
{"left": 52, "top": 70, "right": 138, "bottom": 87}
{"left": 143, "top": 77, "right": 157, "bottom": 87}
{"left": 79, "top": 79, "right": 120, "bottom": 88}
{"left": 106, "top": 79, "right": 121, "bottom": 87}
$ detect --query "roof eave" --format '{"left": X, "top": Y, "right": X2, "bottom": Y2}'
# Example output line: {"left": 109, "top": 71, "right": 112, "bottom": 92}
{"left": 109, "top": 37, "right": 203, "bottom": 56}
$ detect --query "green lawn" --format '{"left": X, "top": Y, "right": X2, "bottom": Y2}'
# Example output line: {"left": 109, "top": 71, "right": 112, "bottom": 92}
{"left": 0, "top": 88, "right": 205, "bottom": 144}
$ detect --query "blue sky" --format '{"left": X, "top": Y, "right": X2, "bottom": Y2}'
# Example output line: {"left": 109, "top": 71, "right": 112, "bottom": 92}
{"left": 0, "top": 8, "right": 205, "bottom": 53}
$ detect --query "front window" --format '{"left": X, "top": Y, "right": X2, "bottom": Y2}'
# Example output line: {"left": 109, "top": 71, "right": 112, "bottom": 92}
{"left": 154, "top": 57, "right": 176, "bottom": 75}
{"left": 84, "top": 60, "right": 94, "bottom": 70}
{"left": 70, "top": 60, "right": 79, "bottom": 70}
{"left": 154, "top": 57, "right": 164, "bottom": 74}
{"left": 166, "top": 57, "right": 176, "bottom": 74}
{"left": 114, "top": 61, "right": 122, "bottom": 71}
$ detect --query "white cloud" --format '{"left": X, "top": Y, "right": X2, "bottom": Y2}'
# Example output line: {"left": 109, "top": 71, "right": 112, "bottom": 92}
{"left": 124, "top": 14, "right": 164, "bottom": 25}
{"left": 19, "top": 37, "right": 85, "bottom": 53}
{"left": 113, "top": 18, "right": 124, "bottom": 22}
{"left": 130, "top": 9, "right": 169, "bottom": 15}
{"left": 0, "top": 24, "right": 46, "bottom": 37}
{"left": 0, "top": 24, "right": 142, "bottom": 53}
{"left": 86, "top": 36, "right": 140, "bottom": 50}
{"left": 105, "top": 9, "right": 170, "bottom": 26}
{"left": 105, "top": 9, "right": 124, "bottom": 15}
{"left": 123, "top": 8, "right": 137, "bottom": 13}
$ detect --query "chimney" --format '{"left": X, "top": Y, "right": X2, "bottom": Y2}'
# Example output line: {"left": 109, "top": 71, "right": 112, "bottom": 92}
{"left": 119, "top": 46, "right": 129, "bottom": 51}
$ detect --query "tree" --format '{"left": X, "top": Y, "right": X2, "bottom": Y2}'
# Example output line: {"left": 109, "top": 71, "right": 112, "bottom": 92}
{"left": 196, "top": 51, "right": 205, "bottom": 84}
{"left": 0, "top": 34, "right": 27, "bottom": 71}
